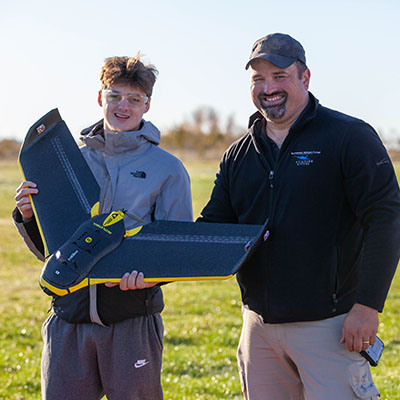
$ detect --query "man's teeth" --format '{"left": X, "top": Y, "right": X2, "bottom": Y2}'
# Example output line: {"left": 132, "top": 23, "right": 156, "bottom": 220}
{"left": 265, "top": 95, "right": 283, "bottom": 102}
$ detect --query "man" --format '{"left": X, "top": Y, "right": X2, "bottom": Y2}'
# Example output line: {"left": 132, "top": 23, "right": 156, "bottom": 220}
{"left": 198, "top": 33, "right": 400, "bottom": 399}
{"left": 14, "top": 54, "right": 192, "bottom": 399}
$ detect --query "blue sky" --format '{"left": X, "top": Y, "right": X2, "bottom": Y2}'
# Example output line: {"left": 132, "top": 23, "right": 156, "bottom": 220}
{"left": 1, "top": 0, "right": 399, "bottom": 146}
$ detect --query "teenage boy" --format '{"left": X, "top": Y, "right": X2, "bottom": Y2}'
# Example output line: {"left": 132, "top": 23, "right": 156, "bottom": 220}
{"left": 14, "top": 54, "right": 193, "bottom": 400}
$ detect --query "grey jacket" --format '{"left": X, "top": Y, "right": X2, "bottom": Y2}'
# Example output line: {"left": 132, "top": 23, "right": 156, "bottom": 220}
{"left": 80, "top": 119, "right": 193, "bottom": 226}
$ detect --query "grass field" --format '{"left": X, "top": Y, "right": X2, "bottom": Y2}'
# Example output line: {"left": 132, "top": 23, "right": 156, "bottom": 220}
{"left": 0, "top": 158, "right": 399, "bottom": 399}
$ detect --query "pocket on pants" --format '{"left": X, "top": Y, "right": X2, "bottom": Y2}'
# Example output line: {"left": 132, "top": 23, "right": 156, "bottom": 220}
{"left": 348, "top": 362, "right": 380, "bottom": 399}
{"left": 151, "top": 313, "right": 164, "bottom": 349}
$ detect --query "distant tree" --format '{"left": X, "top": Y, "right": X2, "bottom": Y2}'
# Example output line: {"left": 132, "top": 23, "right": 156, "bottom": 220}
{"left": 225, "top": 114, "right": 235, "bottom": 137}
{"left": 0, "top": 139, "right": 20, "bottom": 159}
{"left": 192, "top": 108, "right": 207, "bottom": 135}
{"left": 161, "top": 106, "right": 244, "bottom": 156}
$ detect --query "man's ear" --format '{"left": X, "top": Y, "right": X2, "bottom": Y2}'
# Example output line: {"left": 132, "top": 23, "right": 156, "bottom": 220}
{"left": 302, "top": 69, "right": 311, "bottom": 90}
{"left": 143, "top": 97, "right": 151, "bottom": 114}
{"left": 97, "top": 90, "right": 103, "bottom": 107}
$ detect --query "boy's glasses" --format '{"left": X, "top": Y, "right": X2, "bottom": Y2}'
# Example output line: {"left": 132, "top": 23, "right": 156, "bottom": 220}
{"left": 102, "top": 89, "right": 149, "bottom": 106}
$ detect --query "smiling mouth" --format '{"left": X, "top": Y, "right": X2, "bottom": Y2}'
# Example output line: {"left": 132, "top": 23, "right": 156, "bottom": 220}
{"left": 115, "top": 113, "right": 129, "bottom": 119}
{"left": 259, "top": 92, "right": 287, "bottom": 107}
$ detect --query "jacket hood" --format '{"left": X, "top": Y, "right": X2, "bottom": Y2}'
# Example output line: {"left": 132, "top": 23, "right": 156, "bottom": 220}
{"left": 79, "top": 119, "right": 161, "bottom": 155}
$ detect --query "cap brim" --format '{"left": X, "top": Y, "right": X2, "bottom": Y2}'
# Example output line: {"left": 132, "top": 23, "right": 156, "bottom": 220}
{"left": 245, "top": 53, "right": 297, "bottom": 70}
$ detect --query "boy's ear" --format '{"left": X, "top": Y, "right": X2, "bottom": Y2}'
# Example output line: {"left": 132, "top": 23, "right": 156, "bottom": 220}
{"left": 144, "top": 97, "right": 151, "bottom": 114}
{"left": 97, "top": 90, "right": 103, "bottom": 107}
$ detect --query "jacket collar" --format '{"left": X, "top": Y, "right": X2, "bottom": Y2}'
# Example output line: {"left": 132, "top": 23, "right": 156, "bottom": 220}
{"left": 79, "top": 119, "right": 161, "bottom": 155}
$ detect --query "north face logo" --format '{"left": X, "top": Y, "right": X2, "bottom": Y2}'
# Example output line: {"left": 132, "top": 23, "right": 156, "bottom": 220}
{"left": 131, "top": 171, "right": 147, "bottom": 179}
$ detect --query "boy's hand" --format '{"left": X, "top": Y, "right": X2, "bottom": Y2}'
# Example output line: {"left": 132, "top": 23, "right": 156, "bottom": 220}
{"left": 105, "top": 270, "right": 159, "bottom": 290}
{"left": 15, "top": 181, "right": 38, "bottom": 221}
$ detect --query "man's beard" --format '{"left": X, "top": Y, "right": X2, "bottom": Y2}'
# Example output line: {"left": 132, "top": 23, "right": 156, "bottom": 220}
{"left": 258, "top": 92, "right": 287, "bottom": 121}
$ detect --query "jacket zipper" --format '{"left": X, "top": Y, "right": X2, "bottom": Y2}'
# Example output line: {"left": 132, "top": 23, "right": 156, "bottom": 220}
{"left": 266, "top": 124, "right": 297, "bottom": 221}
{"left": 261, "top": 170, "right": 275, "bottom": 323}
{"left": 332, "top": 293, "right": 338, "bottom": 313}
{"left": 332, "top": 248, "right": 340, "bottom": 312}
{"left": 268, "top": 170, "right": 275, "bottom": 218}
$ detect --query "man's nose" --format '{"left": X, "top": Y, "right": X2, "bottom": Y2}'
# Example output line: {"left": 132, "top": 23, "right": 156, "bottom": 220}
{"left": 262, "top": 79, "right": 278, "bottom": 94}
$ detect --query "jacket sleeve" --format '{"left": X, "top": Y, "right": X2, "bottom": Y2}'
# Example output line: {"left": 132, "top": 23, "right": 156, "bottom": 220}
{"left": 341, "top": 121, "right": 400, "bottom": 311}
{"left": 154, "top": 160, "right": 193, "bottom": 222}
{"left": 197, "top": 150, "right": 238, "bottom": 224}
{"left": 12, "top": 207, "right": 45, "bottom": 261}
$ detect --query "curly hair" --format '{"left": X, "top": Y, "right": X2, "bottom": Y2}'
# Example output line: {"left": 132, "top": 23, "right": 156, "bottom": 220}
{"left": 99, "top": 53, "right": 158, "bottom": 97}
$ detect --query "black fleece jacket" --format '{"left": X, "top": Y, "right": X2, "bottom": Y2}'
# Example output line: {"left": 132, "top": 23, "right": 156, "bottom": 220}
{"left": 198, "top": 93, "right": 400, "bottom": 323}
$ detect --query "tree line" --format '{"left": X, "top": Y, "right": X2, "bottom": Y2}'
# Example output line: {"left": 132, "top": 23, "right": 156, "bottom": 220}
{"left": 1, "top": 107, "right": 399, "bottom": 160}
{"left": 160, "top": 107, "right": 244, "bottom": 155}
{"left": 0, "top": 107, "right": 245, "bottom": 160}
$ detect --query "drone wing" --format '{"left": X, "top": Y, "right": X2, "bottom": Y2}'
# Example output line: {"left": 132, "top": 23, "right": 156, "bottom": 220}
{"left": 89, "top": 219, "right": 266, "bottom": 282}
{"left": 18, "top": 109, "right": 100, "bottom": 257}
{"left": 39, "top": 218, "right": 267, "bottom": 296}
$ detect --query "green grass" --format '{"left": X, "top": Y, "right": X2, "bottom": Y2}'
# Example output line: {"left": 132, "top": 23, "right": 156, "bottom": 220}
{"left": 0, "top": 159, "right": 399, "bottom": 399}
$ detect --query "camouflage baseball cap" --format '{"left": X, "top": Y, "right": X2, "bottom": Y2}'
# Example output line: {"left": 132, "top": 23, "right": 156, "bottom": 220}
{"left": 245, "top": 33, "right": 306, "bottom": 70}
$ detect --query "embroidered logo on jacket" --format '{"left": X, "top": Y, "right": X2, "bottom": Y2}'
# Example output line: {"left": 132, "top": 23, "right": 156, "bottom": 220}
{"left": 131, "top": 171, "right": 147, "bottom": 179}
{"left": 291, "top": 151, "right": 321, "bottom": 166}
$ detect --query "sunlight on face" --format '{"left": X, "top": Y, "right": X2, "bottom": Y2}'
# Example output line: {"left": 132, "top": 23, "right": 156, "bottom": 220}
{"left": 249, "top": 59, "right": 310, "bottom": 126}
{"left": 99, "top": 83, "right": 150, "bottom": 133}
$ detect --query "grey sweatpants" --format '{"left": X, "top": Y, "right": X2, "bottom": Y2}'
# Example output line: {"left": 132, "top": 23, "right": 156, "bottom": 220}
{"left": 41, "top": 313, "right": 164, "bottom": 400}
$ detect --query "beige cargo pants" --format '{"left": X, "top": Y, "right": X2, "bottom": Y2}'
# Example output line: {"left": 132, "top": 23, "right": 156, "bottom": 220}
{"left": 237, "top": 309, "right": 380, "bottom": 400}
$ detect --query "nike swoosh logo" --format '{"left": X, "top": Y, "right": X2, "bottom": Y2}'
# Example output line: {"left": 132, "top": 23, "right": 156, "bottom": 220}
{"left": 134, "top": 360, "right": 150, "bottom": 368}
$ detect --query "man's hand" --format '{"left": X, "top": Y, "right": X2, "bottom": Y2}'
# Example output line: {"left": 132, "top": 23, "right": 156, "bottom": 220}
{"left": 15, "top": 181, "right": 38, "bottom": 221}
{"left": 340, "top": 303, "right": 379, "bottom": 352}
{"left": 105, "top": 270, "right": 159, "bottom": 290}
